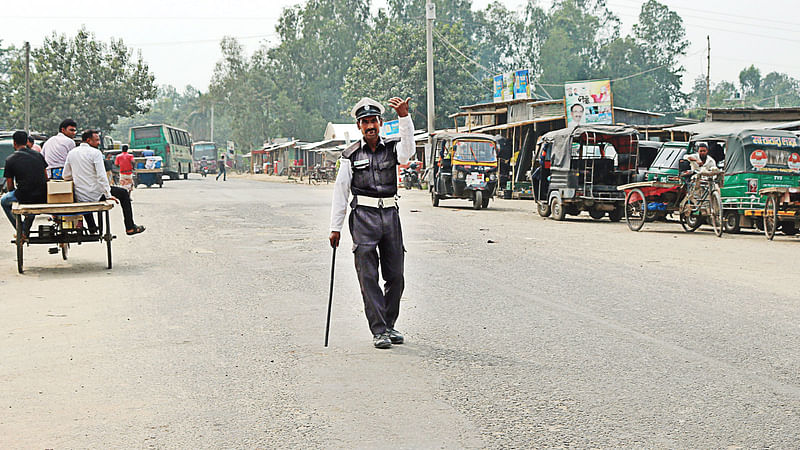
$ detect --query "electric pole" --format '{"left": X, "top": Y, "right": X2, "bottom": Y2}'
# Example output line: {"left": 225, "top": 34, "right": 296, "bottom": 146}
{"left": 24, "top": 41, "right": 30, "bottom": 133}
{"left": 210, "top": 104, "right": 215, "bottom": 142}
{"left": 426, "top": 0, "right": 436, "bottom": 145}
{"left": 705, "top": 35, "right": 710, "bottom": 118}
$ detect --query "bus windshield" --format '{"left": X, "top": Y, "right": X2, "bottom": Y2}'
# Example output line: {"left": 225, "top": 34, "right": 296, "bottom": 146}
{"left": 453, "top": 140, "right": 496, "bottom": 162}
{"left": 193, "top": 143, "right": 217, "bottom": 160}
{"left": 133, "top": 126, "right": 162, "bottom": 140}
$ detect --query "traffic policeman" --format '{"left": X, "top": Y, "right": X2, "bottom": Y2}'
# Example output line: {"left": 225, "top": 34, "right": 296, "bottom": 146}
{"left": 329, "top": 96, "right": 415, "bottom": 349}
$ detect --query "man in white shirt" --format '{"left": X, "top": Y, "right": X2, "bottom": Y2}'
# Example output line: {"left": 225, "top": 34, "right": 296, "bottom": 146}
{"left": 685, "top": 143, "right": 717, "bottom": 173}
{"left": 63, "top": 130, "right": 145, "bottom": 236}
{"left": 41, "top": 118, "right": 77, "bottom": 179}
{"left": 328, "top": 96, "right": 414, "bottom": 349}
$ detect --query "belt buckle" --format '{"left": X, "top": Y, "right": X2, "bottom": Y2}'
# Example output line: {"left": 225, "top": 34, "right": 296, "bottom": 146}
{"left": 377, "top": 198, "right": 384, "bottom": 208}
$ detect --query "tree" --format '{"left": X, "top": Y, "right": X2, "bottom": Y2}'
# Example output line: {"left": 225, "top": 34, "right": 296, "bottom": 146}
{"left": 4, "top": 28, "right": 156, "bottom": 133}
{"left": 342, "top": 16, "right": 486, "bottom": 130}
{"left": 739, "top": 65, "right": 761, "bottom": 99}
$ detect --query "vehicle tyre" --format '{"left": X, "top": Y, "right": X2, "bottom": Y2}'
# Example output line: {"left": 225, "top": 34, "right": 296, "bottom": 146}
{"left": 781, "top": 222, "right": 797, "bottom": 236}
{"left": 431, "top": 191, "right": 439, "bottom": 207}
{"left": 183, "top": 172, "right": 188, "bottom": 180}
{"left": 679, "top": 198, "right": 702, "bottom": 232}
{"left": 404, "top": 178, "right": 411, "bottom": 190}
{"left": 723, "top": 211, "right": 740, "bottom": 234}
{"left": 61, "top": 242, "right": 68, "bottom": 260}
{"left": 106, "top": 238, "right": 112, "bottom": 270}
{"left": 481, "top": 192, "right": 490, "bottom": 209}
{"left": 537, "top": 201, "right": 551, "bottom": 217}
{"left": 16, "top": 216, "right": 23, "bottom": 274}
{"left": 608, "top": 207, "right": 623, "bottom": 222}
{"left": 710, "top": 191, "right": 723, "bottom": 237}
{"left": 473, "top": 191, "right": 483, "bottom": 210}
{"left": 624, "top": 188, "right": 646, "bottom": 231}
{"left": 644, "top": 209, "right": 658, "bottom": 222}
{"left": 566, "top": 204, "right": 581, "bottom": 216}
{"left": 764, "top": 195, "right": 778, "bottom": 240}
{"left": 589, "top": 208, "right": 605, "bottom": 220}
{"left": 550, "top": 197, "right": 566, "bottom": 221}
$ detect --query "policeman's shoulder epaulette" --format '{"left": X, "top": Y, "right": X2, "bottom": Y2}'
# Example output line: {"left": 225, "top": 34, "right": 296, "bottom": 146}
{"left": 341, "top": 141, "right": 360, "bottom": 158}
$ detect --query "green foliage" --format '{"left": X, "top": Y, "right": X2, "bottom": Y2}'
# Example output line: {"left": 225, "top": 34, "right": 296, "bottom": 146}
{"left": 3, "top": 28, "right": 156, "bottom": 134}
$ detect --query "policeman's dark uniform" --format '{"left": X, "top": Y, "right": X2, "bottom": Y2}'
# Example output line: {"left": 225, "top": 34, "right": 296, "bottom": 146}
{"left": 330, "top": 98, "right": 414, "bottom": 348}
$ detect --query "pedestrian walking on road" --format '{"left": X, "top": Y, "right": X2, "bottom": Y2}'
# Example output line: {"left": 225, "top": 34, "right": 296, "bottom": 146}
{"left": 114, "top": 145, "right": 135, "bottom": 192}
{"left": 329, "top": 96, "right": 415, "bottom": 349}
{"left": 216, "top": 154, "right": 227, "bottom": 181}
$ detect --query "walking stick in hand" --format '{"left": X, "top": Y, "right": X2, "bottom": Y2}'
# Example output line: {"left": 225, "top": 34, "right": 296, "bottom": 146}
{"left": 324, "top": 245, "right": 337, "bottom": 347}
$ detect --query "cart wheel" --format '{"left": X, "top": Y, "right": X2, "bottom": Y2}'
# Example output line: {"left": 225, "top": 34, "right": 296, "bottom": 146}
{"left": 550, "top": 197, "right": 566, "bottom": 221}
{"left": 106, "top": 238, "right": 112, "bottom": 269}
{"left": 536, "top": 201, "right": 551, "bottom": 218}
{"left": 473, "top": 191, "right": 483, "bottom": 210}
{"left": 764, "top": 194, "right": 778, "bottom": 240}
{"left": 16, "top": 216, "right": 23, "bottom": 274}
{"left": 723, "top": 211, "right": 741, "bottom": 233}
{"left": 60, "top": 242, "right": 69, "bottom": 260}
{"left": 679, "top": 198, "right": 702, "bottom": 232}
{"left": 710, "top": 191, "right": 723, "bottom": 237}
{"left": 431, "top": 191, "right": 439, "bottom": 207}
{"left": 625, "top": 188, "right": 646, "bottom": 232}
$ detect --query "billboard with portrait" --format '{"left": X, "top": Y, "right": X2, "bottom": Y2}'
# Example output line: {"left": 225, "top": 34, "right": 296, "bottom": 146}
{"left": 564, "top": 79, "right": 613, "bottom": 127}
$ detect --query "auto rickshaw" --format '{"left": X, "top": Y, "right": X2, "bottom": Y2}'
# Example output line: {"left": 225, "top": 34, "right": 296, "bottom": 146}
{"left": 430, "top": 132, "right": 499, "bottom": 209}
{"left": 645, "top": 141, "right": 689, "bottom": 182}
{"left": 535, "top": 125, "right": 639, "bottom": 221}
{"left": 693, "top": 129, "right": 800, "bottom": 234}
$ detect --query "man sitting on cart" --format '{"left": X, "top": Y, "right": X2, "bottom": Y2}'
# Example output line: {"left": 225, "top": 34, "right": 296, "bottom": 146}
{"left": 63, "top": 130, "right": 146, "bottom": 236}
{"left": 1, "top": 131, "right": 47, "bottom": 239}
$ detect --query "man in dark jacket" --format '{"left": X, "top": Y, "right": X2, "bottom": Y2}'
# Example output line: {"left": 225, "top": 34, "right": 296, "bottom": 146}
{"left": 1, "top": 131, "right": 48, "bottom": 237}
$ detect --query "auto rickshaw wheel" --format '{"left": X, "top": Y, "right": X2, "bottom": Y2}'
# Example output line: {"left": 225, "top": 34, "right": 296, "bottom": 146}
{"left": 710, "top": 191, "right": 723, "bottom": 237}
{"left": 60, "top": 242, "right": 69, "bottom": 260}
{"left": 431, "top": 191, "right": 439, "bottom": 207}
{"left": 723, "top": 211, "right": 740, "bottom": 233}
{"left": 589, "top": 208, "right": 605, "bottom": 220}
{"left": 624, "top": 188, "right": 646, "bottom": 231}
{"left": 550, "top": 197, "right": 565, "bottom": 221}
{"left": 473, "top": 191, "right": 483, "bottom": 210}
{"left": 764, "top": 195, "right": 778, "bottom": 240}
{"left": 536, "top": 201, "right": 551, "bottom": 217}
{"left": 481, "top": 192, "right": 490, "bottom": 209}
{"left": 781, "top": 222, "right": 797, "bottom": 236}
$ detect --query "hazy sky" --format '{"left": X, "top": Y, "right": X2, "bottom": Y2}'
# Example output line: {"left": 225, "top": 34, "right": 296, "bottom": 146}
{"left": 3, "top": 0, "right": 799, "bottom": 102}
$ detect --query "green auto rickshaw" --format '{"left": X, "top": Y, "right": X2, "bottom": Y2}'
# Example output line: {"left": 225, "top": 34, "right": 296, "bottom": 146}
{"left": 688, "top": 130, "right": 800, "bottom": 234}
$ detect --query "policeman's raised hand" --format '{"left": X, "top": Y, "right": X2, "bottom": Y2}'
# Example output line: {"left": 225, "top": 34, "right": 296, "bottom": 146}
{"left": 388, "top": 97, "right": 411, "bottom": 118}
{"left": 329, "top": 231, "right": 340, "bottom": 248}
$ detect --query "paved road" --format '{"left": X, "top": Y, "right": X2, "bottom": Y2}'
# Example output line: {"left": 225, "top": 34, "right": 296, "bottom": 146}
{"left": 2, "top": 176, "right": 799, "bottom": 447}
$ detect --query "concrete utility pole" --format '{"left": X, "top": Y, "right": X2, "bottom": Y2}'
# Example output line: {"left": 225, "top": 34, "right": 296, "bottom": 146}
{"left": 705, "top": 35, "right": 710, "bottom": 117}
{"left": 426, "top": 0, "right": 436, "bottom": 145}
{"left": 24, "top": 41, "right": 30, "bottom": 133}
{"left": 210, "top": 104, "right": 215, "bottom": 142}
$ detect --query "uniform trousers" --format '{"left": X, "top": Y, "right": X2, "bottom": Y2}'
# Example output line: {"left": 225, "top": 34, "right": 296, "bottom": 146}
{"left": 348, "top": 204, "right": 405, "bottom": 335}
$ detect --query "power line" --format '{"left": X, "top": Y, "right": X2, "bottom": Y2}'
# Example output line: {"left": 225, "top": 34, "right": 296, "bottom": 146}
{"left": 609, "top": 0, "right": 800, "bottom": 30}
{"left": 433, "top": 29, "right": 492, "bottom": 92}
{"left": 133, "top": 34, "right": 277, "bottom": 47}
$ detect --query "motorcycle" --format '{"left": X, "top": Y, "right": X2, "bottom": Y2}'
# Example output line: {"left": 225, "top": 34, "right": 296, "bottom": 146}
{"left": 201, "top": 164, "right": 209, "bottom": 177}
{"left": 402, "top": 162, "right": 422, "bottom": 190}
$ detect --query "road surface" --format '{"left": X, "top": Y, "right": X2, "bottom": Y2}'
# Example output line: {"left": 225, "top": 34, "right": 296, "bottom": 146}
{"left": 1, "top": 176, "right": 799, "bottom": 447}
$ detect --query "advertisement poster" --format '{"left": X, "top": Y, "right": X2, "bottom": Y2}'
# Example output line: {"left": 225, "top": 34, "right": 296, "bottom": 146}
{"left": 502, "top": 72, "right": 514, "bottom": 101}
{"left": 564, "top": 79, "right": 613, "bottom": 127}
{"left": 514, "top": 69, "right": 530, "bottom": 100}
{"left": 493, "top": 75, "right": 504, "bottom": 103}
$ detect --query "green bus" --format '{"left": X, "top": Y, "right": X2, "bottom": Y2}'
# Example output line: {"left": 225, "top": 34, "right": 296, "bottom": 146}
{"left": 129, "top": 124, "right": 193, "bottom": 179}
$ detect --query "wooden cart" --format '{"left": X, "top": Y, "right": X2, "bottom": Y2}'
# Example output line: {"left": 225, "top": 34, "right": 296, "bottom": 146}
{"left": 617, "top": 180, "right": 683, "bottom": 232}
{"left": 11, "top": 201, "right": 116, "bottom": 273}
{"left": 759, "top": 186, "right": 800, "bottom": 240}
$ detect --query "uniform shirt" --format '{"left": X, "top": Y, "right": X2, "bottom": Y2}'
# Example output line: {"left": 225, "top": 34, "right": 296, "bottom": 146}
{"left": 115, "top": 152, "right": 135, "bottom": 173}
{"left": 4, "top": 147, "right": 48, "bottom": 204}
{"left": 62, "top": 143, "right": 113, "bottom": 202}
{"left": 41, "top": 132, "right": 76, "bottom": 169}
{"left": 329, "top": 115, "right": 415, "bottom": 232}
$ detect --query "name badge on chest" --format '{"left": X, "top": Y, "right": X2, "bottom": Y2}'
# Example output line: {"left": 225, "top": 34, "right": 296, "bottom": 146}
{"left": 353, "top": 159, "right": 369, "bottom": 170}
